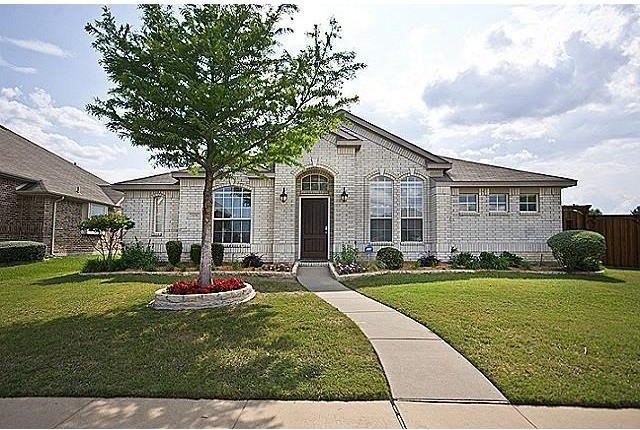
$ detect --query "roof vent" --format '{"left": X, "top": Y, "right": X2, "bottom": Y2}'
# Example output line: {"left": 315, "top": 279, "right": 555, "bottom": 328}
{"left": 75, "top": 186, "right": 80, "bottom": 193}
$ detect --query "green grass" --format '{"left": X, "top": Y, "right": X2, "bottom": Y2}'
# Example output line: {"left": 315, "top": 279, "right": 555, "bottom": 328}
{"left": 345, "top": 269, "right": 640, "bottom": 407}
{"left": 0, "top": 257, "right": 388, "bottom": 400}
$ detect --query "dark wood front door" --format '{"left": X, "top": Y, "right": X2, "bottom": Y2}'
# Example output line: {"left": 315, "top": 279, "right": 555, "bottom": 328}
{"left": 301, "top": 198, "right": 328, "bottom": 260}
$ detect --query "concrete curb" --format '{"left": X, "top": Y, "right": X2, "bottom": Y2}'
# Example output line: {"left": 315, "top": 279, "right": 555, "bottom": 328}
{"left": 78, "top": 269, "right": 295, "bottom": 278}
{"left": 334, "top": 267, "right": 605, "bottom": 280}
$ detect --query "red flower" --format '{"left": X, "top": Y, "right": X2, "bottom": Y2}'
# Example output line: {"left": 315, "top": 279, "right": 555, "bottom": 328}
{"left": 167, "top": 277, "right": 245, "bottom": 295}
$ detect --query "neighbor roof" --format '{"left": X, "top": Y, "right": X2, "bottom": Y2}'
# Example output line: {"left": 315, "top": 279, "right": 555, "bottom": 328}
{"left": 0, "top": 125, "right": 123, "bottom": 205}
{"left": 436, "top": 157, "right": 577, "bottom": 187}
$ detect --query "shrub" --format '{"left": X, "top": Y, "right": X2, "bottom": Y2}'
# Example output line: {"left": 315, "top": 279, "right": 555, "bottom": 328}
{"left": 212, "top": 243, "right": 224, "bottom": 267}
{"left": 165, "top": 241, "right": 182, "bottom": 266}
{"left": 335, "top": 243, "right": 358, "bottom": 264}
{"left": 335, "top": 261, "right": 365, "bottom": 275}
{"left": 79, "top": 213, "right": 134, "bottom": 261}
{"left": 167, "top": 277, "right": 245, "bottom": 295}
{"left": 190, "top": 244, "right": 201, "bottom": 265}
{"left": 261, "top": 262, "right": 293, "bottom": 272}
{"left": 418, "top": 253, "right": 439, "bottom": 268}
{"left": 450, "top": 252, "right": 480, "bottom": 269}
{"left": 366, "top": 260, "right": 386, "bottom": 272}
{"left": 121, "top": 239, "right": 158, "bottom": 270}
{"left": 500, "top": 251, "right": 523, "bottom": 267}
{"left": 478, "top": 252, "right": 511, "bottom": 270}
{"left": 0, "top": 241, "right": 46, "bottom": 264}
{"left": 376, "top": 247, "right": 404, "bottom": 270}
{"left": 242, "top": 253, "right": 264, "bottom": 268}
{"left": 82, "top": 257, "right": 125, "bottom": 273}
{"left": 547, "top": 230, "right": 606, "bottom": 272}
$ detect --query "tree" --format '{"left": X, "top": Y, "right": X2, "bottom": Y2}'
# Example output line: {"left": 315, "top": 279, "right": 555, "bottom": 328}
{"left": 589, "top": 207, "right": 603, "bottom": 216}
{"left": 86, "top": 5, "right": 364, "bottom": 285}
{"left": 632, "top": 205, "right": 640, "bottom": 216}
{"left": 79, "top": 213, "right": 135, "bottom": 261}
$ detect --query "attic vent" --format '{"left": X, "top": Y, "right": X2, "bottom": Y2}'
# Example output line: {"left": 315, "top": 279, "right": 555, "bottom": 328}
{"left": 75, "top": 186, "right": 80, "bottom": 193}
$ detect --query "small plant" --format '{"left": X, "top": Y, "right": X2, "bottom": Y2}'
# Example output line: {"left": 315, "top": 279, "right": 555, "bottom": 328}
{"left": 335, "top": 243, "right": 358, "bottom": 264}
{"left": 335, "top": 262, "right": 365, "bottom": 275}
{"left": 212, "top": 243, "right": 224, "bottom": 267}
{"left": 376, "top": 247, "right": 404, "bottom": 270}
{"left": 418, "top": 253, "right": 439, "bottom": 268}
{"left": 500, "top": 251, "right": 523, "bottom": 267}
{"left": 261, "top": 262, "right": 293, "bottom": 272}
{"left": 78, "top": 213, "right": 134, "bottom": 262}
{"left": 547, "top": 230, "right": 606, "bottom": 272}
{"left": 365, "top": 260, "right": 386, "bottom": 272}
{"left": 0, "top": 241, "right": 46, "bottom": 264}
{"left": 242, "top": 253, "right": 264, "bottom": 268}
{"left": 478, "top": 252, "right": 511, "bottom": 270}
{"left": 167, "top": 277, "right": 245, "bottom": 295}
{"left": 121, "top": 239, "right": 158, "bottom": 271}
{"left": 190, "top": 244, "right": 202, "bottom": 265}
{"left": 165, "top": 240, "right": 182, "bottom": 266}
{"left": 450, "top": 252, "right": 480, "bottom": 269}
{"left": 82, "top": 257, "right": 125, "bottom": 273}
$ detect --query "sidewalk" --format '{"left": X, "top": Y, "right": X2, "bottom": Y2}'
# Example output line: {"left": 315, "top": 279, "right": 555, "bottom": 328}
{"left": 296, "top": 266, "right": 505, "bottom": 403}
{"left": 2, "top": 397, "right": 640, "bottom": 428}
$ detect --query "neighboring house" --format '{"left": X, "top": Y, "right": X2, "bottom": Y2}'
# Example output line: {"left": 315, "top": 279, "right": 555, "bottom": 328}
{"left": 112, "top": 111, "right": 576, "bottom": 263}
{"left": 0, "top": 125, "right": 123, "bottom": 255}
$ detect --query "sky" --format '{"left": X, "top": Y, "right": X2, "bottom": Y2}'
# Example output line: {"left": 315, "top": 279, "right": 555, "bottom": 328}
{"left": 0, "top": 4, "right": 638, "bottom": 213}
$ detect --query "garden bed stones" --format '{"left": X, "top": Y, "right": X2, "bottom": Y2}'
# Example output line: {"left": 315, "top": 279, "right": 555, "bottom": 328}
{"left": 150, "top": 283, "right": 256, "bottom": 310}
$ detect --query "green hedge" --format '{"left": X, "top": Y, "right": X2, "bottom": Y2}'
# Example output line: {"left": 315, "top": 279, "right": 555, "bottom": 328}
{"left": 189, "top": 243, "right": 224, "bottom": 266}
{"left": 547, "top": 230, "right": 606, "bottom": 272}
{"left": 376, "top": 247, "right": 404, "bottom": 270}
{"left": 0, "top": 241, "right": 46, "bottom": 264}
{"left": 165, "top": 241, "right": 182, "bottom": 266}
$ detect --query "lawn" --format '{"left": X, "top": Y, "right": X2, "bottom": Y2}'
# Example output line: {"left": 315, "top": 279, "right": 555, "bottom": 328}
{"left": 344, "top": 269, "right": 640, "bottom": 407}
{"left": 0, "top": 257, "right": 388, "bottom": 400}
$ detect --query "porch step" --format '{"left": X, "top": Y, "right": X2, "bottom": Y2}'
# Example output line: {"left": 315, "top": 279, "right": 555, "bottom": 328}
{"left": 296, "top": 261, "right": 330, "bottom": 267}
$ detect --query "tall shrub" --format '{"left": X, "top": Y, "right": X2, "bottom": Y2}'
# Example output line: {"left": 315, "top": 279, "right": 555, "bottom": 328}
{"left": 165, "top": 240, "right": 183, "bottom": 266}
{"left": 547, "top": 230, "right": 606, "bottom": 272}
{"left": 376, "top": 247, "right": 404, "bottom": 270}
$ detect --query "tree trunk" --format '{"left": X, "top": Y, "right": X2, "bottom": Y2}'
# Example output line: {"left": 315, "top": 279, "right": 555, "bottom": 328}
{"left": 198, "top": 170, "right": 215, "bottom": 286}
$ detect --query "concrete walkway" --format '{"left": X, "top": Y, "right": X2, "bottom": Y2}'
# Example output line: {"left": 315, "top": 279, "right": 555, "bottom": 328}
{"left": 2, "top": 397, "right": 640, "bottom": 428}
{"left": 296, "top": 266, "right": 506, "bottom": 403}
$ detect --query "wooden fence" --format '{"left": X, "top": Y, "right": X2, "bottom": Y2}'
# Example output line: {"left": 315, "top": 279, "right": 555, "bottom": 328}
{"left": 562, "top": 205, "right": 640, "bottom": 268}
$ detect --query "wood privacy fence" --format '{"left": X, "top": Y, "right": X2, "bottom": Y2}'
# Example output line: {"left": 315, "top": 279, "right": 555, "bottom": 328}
{"left": 562, "top": 205, "right": 640, "bottom": 268}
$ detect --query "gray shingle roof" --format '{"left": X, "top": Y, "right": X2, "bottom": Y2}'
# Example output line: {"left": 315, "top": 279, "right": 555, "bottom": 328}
{"left": 0, "top": 125, "right": 123, "bottom": 205}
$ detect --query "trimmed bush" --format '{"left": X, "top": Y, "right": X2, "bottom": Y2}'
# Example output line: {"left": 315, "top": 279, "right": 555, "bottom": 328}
{"left": 418, "top": 253, "right": 439, "bottom": 268}
{"left": 478, "top": 252, "right": 510, "bottom": 270}
{"left": 450, "top": 252, "right": 480, "bottom": 269}
{"left": 121, "top": 240, "right": 158, "bottom": 271}
{"left": 335, "top": 243, "right": 358, "bottom": 264}
{"left": 82, "top": 257, "right": 125, "bottom": 273}
{"left": 165, "top": 241, "right": 182, "bottom": 266}
{"left": 242, "top": 253, "right": 264, "bottom": 268}
{"left": 189, "top": 243, "right": 224, "bottom": 267}
{"left": 376, "top": 247, "right": 404, "bottom": 270}
{"left": 0, "top": 241, "right": 46, "bottom": 264}
{"left": 547, "top": 230, "right": 606, "bottom": 272}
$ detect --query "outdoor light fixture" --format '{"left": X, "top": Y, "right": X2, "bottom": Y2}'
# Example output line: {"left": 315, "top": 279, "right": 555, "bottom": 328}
{"left": 340, "top": 187, "right": 349, "bottom": 202}
{"left": 280, "top": 187, "right": 288, "bottom": 203}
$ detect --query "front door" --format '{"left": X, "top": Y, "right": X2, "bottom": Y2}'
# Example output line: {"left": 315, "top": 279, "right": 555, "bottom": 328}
{"left": 301, "top": 198, "right": 328, "bottom": 260}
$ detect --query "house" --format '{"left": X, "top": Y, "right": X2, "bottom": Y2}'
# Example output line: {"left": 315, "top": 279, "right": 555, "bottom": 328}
{"left": 112, "top": 111, "right": 576, "bottom": 263}
{"left": 0, "top": 125, "right": 123, "bottom": 255}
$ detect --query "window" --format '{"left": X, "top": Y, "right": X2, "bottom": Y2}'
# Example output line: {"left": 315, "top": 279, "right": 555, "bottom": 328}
{"left": 519, "top": 194, "right": 538, "bottom": 212}
{"left": 88, "top": 203, "right": 108, "bottom": 218}
{"left": 488, "top": 193, "right": 508, "bottom": 212}
{"left": 370, "top": 176, "right": 393, "bottom": 242}
{"left": 152, "top": 195, "right": 165, "bottom": 234}
{"left": 301, "top": 174, "right": 328, "bottom": 192}
{"left": 401, "top": 176, "right": 423, "bottom": 242}
{"left": 213, "top": 186, "right": 251, "bottom": 244}
{"left": 458, "top": 194, "right": 478, "bottom": 212}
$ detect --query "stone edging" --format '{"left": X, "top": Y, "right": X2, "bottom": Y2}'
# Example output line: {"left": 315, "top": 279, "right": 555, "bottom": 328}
{"left": 329, "top": 263, "right": 604, "bottom": 279}
{"left": 150, "top": 283, "right": 256, "bottom": 310}
{"left": 78, "top": 269, "right": 295, "bottom": 278}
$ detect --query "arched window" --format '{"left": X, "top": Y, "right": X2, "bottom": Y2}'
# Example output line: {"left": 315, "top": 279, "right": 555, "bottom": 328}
{"left": 301, "top": 174, "right": 329, "bottom": 192}
{"left": 213, "top": 186, "right": 251, "bottom": 243}
{"left": 370, "top": 176, "right": 393, "bottom": 242}
{"left": 401, "top": 176, "right": 423, "bottom": 242}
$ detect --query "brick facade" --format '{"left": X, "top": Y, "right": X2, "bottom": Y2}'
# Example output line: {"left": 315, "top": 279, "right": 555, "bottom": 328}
{"left": 119, "top": 123, "right": 566, "bottom": 263}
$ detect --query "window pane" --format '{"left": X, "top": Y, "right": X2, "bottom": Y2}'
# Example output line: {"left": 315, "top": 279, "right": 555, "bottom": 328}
{"left": 401, "top": 219, "right": 423, "bottom": 242}
{"left": 213, "top": 186, "right": 251, "bottom": 243}
{"left": 458, "top": 194, "right": 477, "bottom": 212}
{"left": 153, "top": 196, "right": 165, "bottom": 233}
{"left": 370, "top": 219, "right": 392, "bottom": 242}
{"left": 89, "top": 203, "right": 108, "bottom": 217}
{"left": 489, "top": 194, "right": 508, "bottom": 212}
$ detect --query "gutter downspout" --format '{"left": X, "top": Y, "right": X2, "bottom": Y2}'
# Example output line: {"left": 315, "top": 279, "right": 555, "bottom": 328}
{"left": 51, "top": 196, "right": 65, "bottom": 255}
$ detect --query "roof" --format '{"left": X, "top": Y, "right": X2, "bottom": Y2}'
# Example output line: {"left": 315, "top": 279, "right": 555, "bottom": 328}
{"left": 0, "top": 125, "right": 123, "bottom": 205}
{"left": 112, "top": 172, "right": 179, "bottom": 190}
{"left": 436, "top": 157, "right": 577, "bottom": 187}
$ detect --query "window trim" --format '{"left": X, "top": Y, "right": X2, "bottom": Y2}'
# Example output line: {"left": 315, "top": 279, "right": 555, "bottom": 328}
{"left": 458, "top": 193, "right": 479, "bottom": 213}
{"left": 369, "top": 175, "right": 394, "bottom": 243}
{"left": 212, "top": 185, "right": 252, "bottom": 245}
{"left": 151, "top": 195, "right": 166, "bottom": 235}
{"left": 519, "top": 193, "right": 539, "bottom": 213}
{"left": 400, "top": 176, "right": 424, "bottom": 243}
{"left": 488, "top": 193, "right": 509, "bottom": 213}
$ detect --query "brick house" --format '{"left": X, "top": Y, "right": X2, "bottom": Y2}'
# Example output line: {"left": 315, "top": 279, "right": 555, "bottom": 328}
{"left": 0, "top": 125, "right": 123, "bottom": 255}
{"left": 113, "top": 111, "right": 576, "bottom": 263}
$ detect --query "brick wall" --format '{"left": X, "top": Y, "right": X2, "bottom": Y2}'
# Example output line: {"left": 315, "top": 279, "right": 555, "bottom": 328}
{"left": 51, "top": 198, "right": 101, "bottom": 255}
{"left": 0, "top": 176, "right": 47, "bottom": 244}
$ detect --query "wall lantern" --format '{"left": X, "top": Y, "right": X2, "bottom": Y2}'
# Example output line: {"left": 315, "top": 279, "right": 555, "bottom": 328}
{"left": 279, "top": 187, "right": 288, "bottom": 203}
{"left": 340, "top": 187, "right": 349, "bottom": 203}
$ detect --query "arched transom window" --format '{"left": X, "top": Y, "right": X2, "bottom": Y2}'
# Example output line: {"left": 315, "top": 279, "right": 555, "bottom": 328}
{"left": 213, "top": 186, "right": 251, "bottom": 243}
{"left": 370, "top": 176, "right": 393, "bottom": 242}
{"left": 400, "top": 176, "right": 423, "bottom": 242}
{"left": 301, "top": 174, "right": 329, "bottom": 192}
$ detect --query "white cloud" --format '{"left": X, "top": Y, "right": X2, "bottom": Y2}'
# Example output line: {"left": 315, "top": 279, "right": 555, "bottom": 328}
{"left": 0, "top": 35, "right": 70, "bottom": 57}
{"left": 0, "top": 54, "right": 36, "bottom": 74}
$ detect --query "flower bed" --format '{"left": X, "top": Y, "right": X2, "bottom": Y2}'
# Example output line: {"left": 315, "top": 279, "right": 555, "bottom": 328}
{"left": 151, "top": 277, "right": 255, "bottom": 310}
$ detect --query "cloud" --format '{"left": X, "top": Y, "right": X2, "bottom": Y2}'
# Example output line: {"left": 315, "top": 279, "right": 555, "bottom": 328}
{"left": 0, "top": 35, "right": 70, "bottom": 57}
{"left": 0, "top": 54, "right": 36, "bottom": 74}
{"left": 486, "top": 29, "right": 512, "bottom": 49}
{"left": 0, "top": 87, "right": 125, "bottom": 164}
